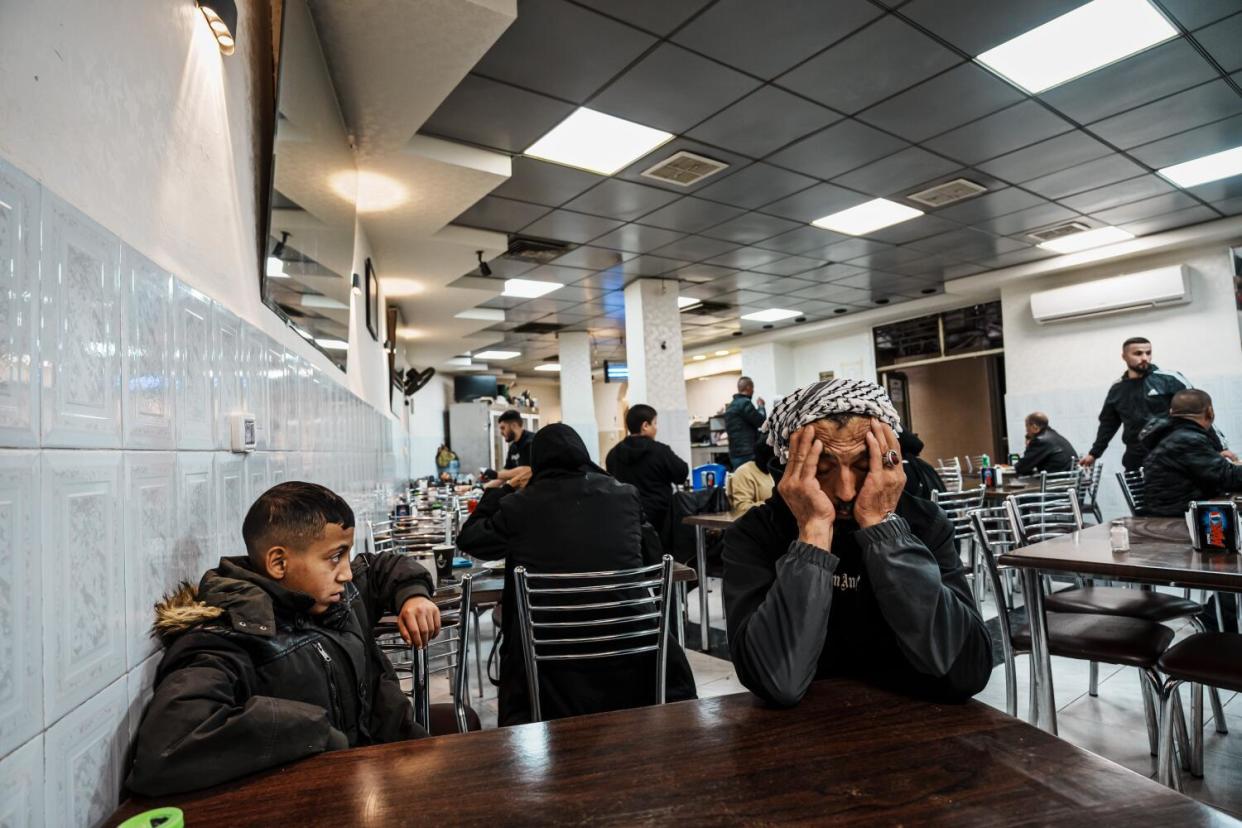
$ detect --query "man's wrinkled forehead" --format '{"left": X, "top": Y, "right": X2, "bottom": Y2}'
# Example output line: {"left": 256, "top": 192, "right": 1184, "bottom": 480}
{"left": 811, "top": 418, "right": 870, "bottom": 461}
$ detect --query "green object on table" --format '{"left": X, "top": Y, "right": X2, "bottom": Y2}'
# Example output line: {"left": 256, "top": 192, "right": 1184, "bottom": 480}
{"left": 118, "top": 807, "right": 184, "bottom": 828}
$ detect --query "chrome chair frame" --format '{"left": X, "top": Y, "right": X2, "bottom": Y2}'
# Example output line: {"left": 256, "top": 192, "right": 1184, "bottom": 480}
{"left": 1039, "top": 469, "right": 1081, "bottom": 493}
{"left": 932, "top": 487, "right": 987, "bottom": 602}
{"left": 935, "top": 456, "right": 964, "bottom": 492}
{"left": 1117, "top": 469, "right": 1145, "bottom": 516}
{"left": 1075, "top": 462, "right": 1104, "bottom": 524}
{"left": 513, "top": 556, "right": 675, "bottom": 723}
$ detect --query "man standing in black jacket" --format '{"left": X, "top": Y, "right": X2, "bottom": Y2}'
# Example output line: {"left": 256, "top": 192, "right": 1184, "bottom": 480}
{"left": 725, "top": 376, "right": 766, "bottom": 470}
{"left": 1141, "top": 390, "right": 1242, "bottom": 516}
{"left": 723, "top": 379, "right": 992, "bottom": 708}
{"left": 1015, "top": 411, "right": 1078, "bottom": 476}
{"left": 606, "top": 403, "right": 690, "bottom": 534}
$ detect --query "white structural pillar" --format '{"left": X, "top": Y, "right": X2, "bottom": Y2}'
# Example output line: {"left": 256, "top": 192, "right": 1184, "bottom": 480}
{"left": 623, "top": 279, "right": 691, "bottom": 465}
{"left": 558, "top": 331, "right": 600, "bottom": 462}
{"left": 741, "top": 342, "right": 797, "bottom": 406}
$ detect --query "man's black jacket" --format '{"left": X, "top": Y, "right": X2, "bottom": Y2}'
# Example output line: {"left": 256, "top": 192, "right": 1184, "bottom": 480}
{"left": 722, "top": 476, "right": 992, "bottom": 707}
{"left": 1140, "top": 417, "right": 1242, "bottom": 516}
{"left": 725, "top": 393, "right": 766, "bottom": 466}
{"left": 605, "top": 434, "right": 689, "bottom": 530}
{"left": 1089, "top": 365, "right": 1190, "bottom": 466}
{"left": 1015, "top": 426, "right": 1078, "bottom": 476}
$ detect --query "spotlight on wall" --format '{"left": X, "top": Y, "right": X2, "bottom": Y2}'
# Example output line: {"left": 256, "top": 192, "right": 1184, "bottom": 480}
{"left": 476, "top": 250, "right": 493, "bottom": 278}
{"left": 351, "top": 272, "right": 362, "bottom": 296}
{"left": 196, "top": 0, "right": 238, "bottom": 55}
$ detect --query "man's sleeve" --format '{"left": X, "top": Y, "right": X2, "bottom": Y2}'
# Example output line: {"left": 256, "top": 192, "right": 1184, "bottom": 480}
{"left": 1015, "top": 436, "right": 1051, "bottom": 477}
{"left": 127, "top": 636, "right": 343, "bottom": 796}
{"left": 1180, "top": 436, "right": 1242, "bottom": 494}
{"left": 604, "top": 446, "right": 618, "bottom": 476}
{"left": 1089, "top": 393, "right": 1122, "bottom": 458}
{"left": 857, "top": 515, "right": 993, "bottom": 700}
{"left": 456, "top": 486, "right": 517, "bottom": 561}
{"left": 352, "top": 551, "right": 434, "bottom": 618}
{"left": 665, "top": 444, "right": 690, "bottom": 484}
{"left": 723, "top": 523, "right": 838, "bottom": 707}
{"left": 743, "top": 399, "right": 766, "bottom": 428}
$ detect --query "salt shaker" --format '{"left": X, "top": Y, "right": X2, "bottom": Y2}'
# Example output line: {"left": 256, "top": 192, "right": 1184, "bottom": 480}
{"left": 1109, "top": 519, "right": 1130, "bottom": 552}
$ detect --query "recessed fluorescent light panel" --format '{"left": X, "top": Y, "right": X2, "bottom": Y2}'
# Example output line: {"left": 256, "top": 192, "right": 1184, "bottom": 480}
{"left": 503, "top": 278, "right": 562, "bottom": 299}
{"left": 677, "top": 296, "right": 702, "bottom": 309}
{"left": 1038, "top": 226, "right": 1134, "bottom": 253}
{"left": 977, "top": 0, "right": 1176, "bottom": 94}
{"left": 525, "top": 107, "right": 674, "bottom": 175}
{"left": 455, "top": 308, "right": 506, "bottom": 322}
{"left": 812, "top": 199, "right": 923, "bottom": 236}
{"left": 1159, "top": 145, "right": 1242, "bottom": 188}
{"left": 474, "top": 350, "right": 521, "bottom": 361}
{"left": 741, "top": 308, "right": 801, "bottom": 323}
{"left": 534, "top": 363, "right": 561, "bottom": 372}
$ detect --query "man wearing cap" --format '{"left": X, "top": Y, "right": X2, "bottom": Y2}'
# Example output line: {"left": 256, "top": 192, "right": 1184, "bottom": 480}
{"left": 722, "top": 378, "right": 992, "bottom": 707}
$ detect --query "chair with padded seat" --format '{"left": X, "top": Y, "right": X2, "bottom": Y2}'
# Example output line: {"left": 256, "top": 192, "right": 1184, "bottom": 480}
{"left": 1156, "top": 632, "right": 1242, "bottom": 789}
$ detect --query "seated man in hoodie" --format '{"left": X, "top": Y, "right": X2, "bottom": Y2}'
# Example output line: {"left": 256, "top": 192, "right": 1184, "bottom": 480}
{"left": 127, "top": 482, "right": 440, "bottom": 796}
{"left": 1014, "top": 411, "right": 1078, "bottom": 476}
{"left": 459, "top": 423, "right": 697, "bottom": 725}
{"left": 606, "top": 403, "right": 689, "bottom": 533}
{"left": 727, "top": 439, "right": 775, "bottom": 518}
{"left": 723, "top": 378, "right": 992, "bottom": 708}
{"left": 1141, "top": 389, "right": 1242, "bottom": 516}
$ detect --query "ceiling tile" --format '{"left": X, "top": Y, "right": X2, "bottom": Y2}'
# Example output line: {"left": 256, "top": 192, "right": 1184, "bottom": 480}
{"left": 1196, "top": 13, "right": 1242, "bottom": 71}
{"left": 907, "top": 227, "right": 1027, "bottom": 259}
{"left": 453, "top": 196, "right": 551, "bottom": 232}
{"left": 970, "top": 201, "right": 1078, "bottom": 237}
{"left": 1184, "top": 175, "right": 1242, "bottom": 201}
{"left": 693, "top": 162, "right": 817, "bottom": 209}
{"left": 550, "top": 246, "right": 634, "bottom": 270}
{"left": 1088, "top": 80, "right": 1242, "bottom": 150}
{"left": 472, "top": 0, "right": 656, "bottom": 102}
{"left": 789, "top": 282, "right": 874, "bottom": 305}
{"left": 524, "top": 264, "right": 603, "bottom": 285}
{"left": 520, "top": 209, "right": 625, "bottom": 243}
{"left": 698, "top": 211, "right": 805, "bottom": 245}
{"left": 831, "top": 270, "right": 927, "bottom": 295}
{"left": 704, "top": 247, "right": 788, "bottom": 269}
{"left": 822, "top": 238, "right": 893, "bottom": 261}
{"left": 750, "top": 256, "right": 826, "bottom": 276}
{"left": 934, "top": 187, "right": 1046, "bottom": 223}
{"left": 977, "top": 130, "right": 1112, "bottom": 183}
{"left": 613, "top": 137, "right": 751, "bottom": 194}
{"left": 847, "top": 246, "right": 930, "bottom": 270}
{"left": 971, "top": 247, "right": 1058, "bottom": 269}
{"left": 1127, "top": 112, "right": 1242, "bottom": 168}
{"left": 924, "top": 101, "right": 1076, "bottom": 166}
{"left": 672, "top": 0, "right": 883, "bottom": 79}
{"left": 611, "top": 255, "right": 692, "bottom": 276}
{"left": 573, "top": 0, "right": 712, "bottom": 36}
{"left": 901, "top": 0, "right": 1090, "bottom": 54}
{"left": 768, "top": 119, "right": 910, "bottom": 180}
{"left": 831, "top": 147, "right": 962, "bottom": 197}
{"left": 1091, "top": 192, "right": 1202, "bottom": 225}
{"left": 491, "top": 157, "right": 606, "bottom": 206}
{"left": 589, "top": 43, "right": 761, "bottom": 133}
{"left": 1021, "top": 154, "right": 1147, "bottom": 199}
{"left": 471, "top": 256, "right": 537, "bottom": 279}
{"left": 1159, "top": 1, "right": 1241, "bottom": 30}
{"left": 862, "top": 214, "right": 963, "bottom": 245}
{"left": 637, "top": 197, "right": 747, "bottom": 233}
{"left": 776, "top": 16, "right": 961, "bottom": 114}
{"left": 858, "top": 63, "right": 1025, "bottom": 143}
{"left": 1211, "top": 195, "right": 1242, "bottom": 214}
{"left": 1120, "top": 204, "right": 1220, "bottom": 236}
{"left": 562, "top": 179, "right": 682, "bottom": 221}
{"left": 1058, "top": 175, "right": 1176, "bottom": 214}
{"left": 546, "top": 283, "right": 607, "bottom": 303}
{"left": 752, "top": 225, "right": 849, "bottom": 255}
{"left": 675, "top": 264, "right": 741, "bottom": 283}
{"left": 650, "top": 235, "right": 742, "bottom": 260}
{"left": 1039, "top": 39, "right": 1218, "bottom": 123}
{"left": 760, "top": 182, "right": 871, "bottom": 223}
{"left": 686, "top": 86, "right": 841, "bottom": 157}
{"left": 590, "top": 223, "right": 687, "bottom": 253}
{"left": 420, "top": 75, "right": 574, "bottom": 153}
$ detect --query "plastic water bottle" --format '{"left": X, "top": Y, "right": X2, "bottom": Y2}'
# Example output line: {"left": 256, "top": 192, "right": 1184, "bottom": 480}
{"left": 1109, "top": 519, "right": 1130, "bottom": 552}
{"left": 981, "top": 454, "right": 991, "bottom": 468}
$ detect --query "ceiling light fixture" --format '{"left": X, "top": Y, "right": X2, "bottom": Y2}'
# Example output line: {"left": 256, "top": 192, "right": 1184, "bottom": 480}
{"left": 196, "top": 0, "right": 237, "bottom": 55}
{"left": 1038, "top": 226, "right": 1135, "bottom": 253}
{"left": 976, "top": 0, "right": 1176, "bottom": 94}
{"left": 534, "top": 363, "right": 561, "bottom": 372}
{"left": 474, "top": 350, "right": 521, "bottom": 361}
{"left": 812, "top": 199, "right": 923, "bottom": 236}
{"left": 503, "top": 278, "right": 562, "bottom": 299}
{"left": 525, "top": 107, "right": 674, "bottom": 175}
{"left": 677, "top": 296, "right": 703, "bottom": 310}
{"left": 1158, "top": 145, "right": 1242, "bottom": 188}
{"left": 455, "top": 308, "right": 506, "bottom": 322}
{"left": 692, "top": 355, "right": 706, "bottom": 361}
{"left": 741, "top": 308, "right": 801, "bottom": 323}
{"left": 314, "top": 338, "right": 349, "bottom": 351}
{"left": 714, "top": 350, "right": 730, "bottom": 356}
{"left": 477, "top": 250, "right": 493, "bottom": 278}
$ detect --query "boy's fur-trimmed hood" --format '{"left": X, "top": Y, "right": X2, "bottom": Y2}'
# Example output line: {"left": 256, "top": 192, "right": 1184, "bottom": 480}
{"left": 151, "top": 582, "right": 224, "bottom": 640}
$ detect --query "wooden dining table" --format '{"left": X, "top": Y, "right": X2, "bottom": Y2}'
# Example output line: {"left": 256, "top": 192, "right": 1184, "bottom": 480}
{"left": 1000, "top": 517, "right": 1242, "bottom": 735}
{"left": 106, "top": 678, "right": 1233, "bottom": 827}
{"left": 682, "top": 511, "right": 735, "bottom": 650}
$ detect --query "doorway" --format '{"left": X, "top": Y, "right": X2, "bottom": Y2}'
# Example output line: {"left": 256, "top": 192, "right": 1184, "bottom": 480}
{"left": 882, "top": 355, "right": 1008, "bottom": 467}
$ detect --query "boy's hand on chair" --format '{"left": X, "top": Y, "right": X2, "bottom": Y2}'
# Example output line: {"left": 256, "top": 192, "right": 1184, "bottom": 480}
{"left": 398, "top": 596, "right": 441, "bottom": 649}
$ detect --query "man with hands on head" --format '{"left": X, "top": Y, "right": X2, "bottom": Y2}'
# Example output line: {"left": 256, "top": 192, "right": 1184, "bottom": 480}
{"left": 723, "top": 379, "right": 992, "bottom": 707}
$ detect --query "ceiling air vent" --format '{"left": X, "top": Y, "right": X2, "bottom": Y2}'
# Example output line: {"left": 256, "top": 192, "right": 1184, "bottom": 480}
{"left": 906, "top": 178, "right": 987, "bottom": 208}
{"left": 1027, "top": 221, "right": 1092, "bottom": 244}
{"left": 640, "top": 151, "right": 729, "bottom": 187}
{"left": 512, "top": 321, "right": 564, "bottom": 335}
{"left": 505, "top": 236, "right": 575, "bottom": 264}
{"left": 680, "top": 300, "right": 732, "bottom": 316}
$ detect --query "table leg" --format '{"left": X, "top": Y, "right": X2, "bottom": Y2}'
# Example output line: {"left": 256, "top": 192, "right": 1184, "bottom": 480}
{"left": 1022, "top": 568, "right": 1057, "bottom": 735}
{"left": 696, "top": 526, "right": 710, "bottom": 653}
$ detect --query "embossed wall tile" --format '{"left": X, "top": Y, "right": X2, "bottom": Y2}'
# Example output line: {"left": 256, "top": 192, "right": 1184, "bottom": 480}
{"left": 44, "top": 676, "right": 127, "bottom": 828}
{"left": 245, "top": 451, "right": 270, "bottom": 504}
{"left": 176, "top": 452, "right": 217, "bottom": 577}
{"left": 0, "top": 451, "right": 41, "bottom": 757}
{"left": 0, "top": 159, "right": 41, "bottom": 448}
{"left": 39, "top": 192, "right": 123, "bottom": 448}
{"left": 284, "top": 351, "right": 304, "bottom": 452}
{"left": 41, "top": 450, "right": 125, "bottom": 724}
{"left": 0, "top": 734, "right": 44, "bottom": 827}
{"left": 215, "top": 453, "right": 247, "bottom": 559}
{"left": 173, "top": 280, "right": 214, "bottom": 449}
{"left": 121, "top": 246, "right": 174, "bottom": 449}
{"left": 125, "top": 652, "right": 160, "bottom": 746}
{"left": 213, "top": 303, "right": 242, "bottom": 450}
{"left": 241, "top": 327, "right": 270, "bottom": 450}
{"left": 122, "top": 452, "right": 179, "bottom": 670}
{"left": 267, "top": 344, "right": 288, "bottom": 450}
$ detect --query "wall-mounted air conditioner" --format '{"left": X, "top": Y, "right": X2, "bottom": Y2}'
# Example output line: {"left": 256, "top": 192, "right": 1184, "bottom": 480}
{"left": 1030, "top": 265, "right": 1190, "bottom": 324}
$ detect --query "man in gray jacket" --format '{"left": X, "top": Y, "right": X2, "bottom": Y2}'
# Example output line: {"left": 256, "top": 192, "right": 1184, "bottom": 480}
{"left": 723, "top": 379, "right": 992, "bottom": 706}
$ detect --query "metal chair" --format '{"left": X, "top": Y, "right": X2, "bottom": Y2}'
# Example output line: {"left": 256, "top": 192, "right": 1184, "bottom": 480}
{"left": 1040, "top": 469, "right": 1081, "bottom": 493}
{"left": 935, "top": 457, "right": 964, "bottom": 492}
{"left": 965, "top": 454, "right": 990, "bottom": 474}
{"left": 932, "top": 487, "right": 987, "bottom": 602}
{"left": 1156, "top": 632, "right": 1242, "bottom": 789}
{"left": 1076, "top": 462, "right": 1104, "bottom": 524}
{"left": 1117, "top": 469, "right": 1145, "bottom": 516}
{"left": 1005, "top": 489, "right": 1083, "bottom": 545}
{"left": 513, "top": 555, "right": 675, "bottom": 723}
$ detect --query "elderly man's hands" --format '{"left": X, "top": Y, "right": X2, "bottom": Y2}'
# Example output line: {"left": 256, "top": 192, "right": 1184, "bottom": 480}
{"left": 855, "top": 420, "right": 906, "bottom": 528}
{"left": 779, "top": 425, "right": 835, "bottom": 550}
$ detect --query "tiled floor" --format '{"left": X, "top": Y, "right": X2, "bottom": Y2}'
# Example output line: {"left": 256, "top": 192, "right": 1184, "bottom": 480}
{"left": 428, "top": 577, "right": 1241, "bottom": 819}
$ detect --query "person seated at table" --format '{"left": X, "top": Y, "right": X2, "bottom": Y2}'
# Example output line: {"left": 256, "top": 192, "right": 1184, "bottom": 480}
{"left": 727, "top": 438, "right": 775, "bottom": 518}
{"left": 487, "top": 409, "right": 533, "bottom": 489}
{"left": 606, "top": 403, "right": 690, "bottom": 535}
{"left": 1014, "top": 411, "right": 1078, "bottom": 476}
{"left": 127, "top": 482, "right": 441, "bottom": 796}
{"left": 723, "top": 378, "right": 992, "bottom": 707}
{"left": 897, "top": 429, "right": 945, "bottom": 500}
{"left": 457, "top": 423, "right": 697, "bottom": 725}
{"left": 1140, "top": 389, "right": 1242, "bottom": 516}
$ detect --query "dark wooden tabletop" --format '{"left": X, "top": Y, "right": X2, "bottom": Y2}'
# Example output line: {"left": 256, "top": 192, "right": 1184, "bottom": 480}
{"left": 1000, "top": 517, "right": 1242, "bottom": 590}
{"left": 682, "top": 511, "right": 735, "bottom": 529}
{"left": 107, "top": 679, "right": 1231, "bottom": 827}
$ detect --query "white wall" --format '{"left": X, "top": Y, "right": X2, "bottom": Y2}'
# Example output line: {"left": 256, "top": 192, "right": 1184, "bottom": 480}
{"left": 409, "top": 375, "right": 452, "bottom": 478}
{"left": 686, "top": 373, "right": 739, "bottom": 422}
{"left": 790, "top": 330, "right": 877, "bottom": 392}
{"left": 1002, "top": 244, "right": 1242, "bottom": 519}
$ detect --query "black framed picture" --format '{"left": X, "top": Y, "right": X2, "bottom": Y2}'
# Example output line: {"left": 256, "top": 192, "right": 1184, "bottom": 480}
{"left": 365, "top": 257, "right": 380, "bottom": 341}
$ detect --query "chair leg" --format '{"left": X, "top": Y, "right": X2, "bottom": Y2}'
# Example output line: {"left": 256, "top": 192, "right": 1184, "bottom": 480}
{"left": 1004, "top": 647, "right": 1018, "bottom": 718}
{"left": 472, "top": 608, "right": 484, "bottom": 700}
{"left": 1172, "top": 684, "right": 1192, "bottom": 772}
{"left": 1141, "top": 673, "right": 1160, "bottom": 757}
{"left": 1027, "top": 652, "right": 1039, "bottom": 725}
{"left": 1157, "top": 679, "right": 1184, "bottom": 791}
{"left": 1212, "top": 686, "right": 1229, "bottom": 735}
{"left": 1088, "top": 661, "right": 1099, "bottom": 697}
{"left": 1191, "top": 682, "right": 1204, "bottom": 778}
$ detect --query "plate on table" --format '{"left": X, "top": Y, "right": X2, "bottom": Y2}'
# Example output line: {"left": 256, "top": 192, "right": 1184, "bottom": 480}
{"left": 481, "top": 559, "right": 505, "bottom": 571}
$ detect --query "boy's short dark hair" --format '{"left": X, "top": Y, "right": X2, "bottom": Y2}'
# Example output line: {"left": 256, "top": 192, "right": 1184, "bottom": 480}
{"left": 1122, "top": 336, "right": 1150, "bottom": 350}
{"left": 626, "top": 404, "right": 657, "bottom": 435}
{"left": 498, "top": 409, "right": 522, "bottom": 425}
{"left": 242, "top": 482, "right": 355, "bottom": 568}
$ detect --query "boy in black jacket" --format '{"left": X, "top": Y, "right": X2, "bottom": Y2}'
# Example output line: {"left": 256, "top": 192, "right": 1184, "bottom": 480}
{"left": 127, "top": 482, "right": 441, "bottom": 796}
{"left": 606, "top": 403, "right": 689, "bottom": 534}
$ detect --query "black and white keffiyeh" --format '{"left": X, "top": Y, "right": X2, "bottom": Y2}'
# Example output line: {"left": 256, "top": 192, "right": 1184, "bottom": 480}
{"left": 762, "top": 378, "right": 903, "bottom": 463}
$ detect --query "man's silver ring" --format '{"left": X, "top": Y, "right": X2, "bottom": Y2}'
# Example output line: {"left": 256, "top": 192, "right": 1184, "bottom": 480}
{"left": 882, "top": 450, "right": 899, "bottom": 468}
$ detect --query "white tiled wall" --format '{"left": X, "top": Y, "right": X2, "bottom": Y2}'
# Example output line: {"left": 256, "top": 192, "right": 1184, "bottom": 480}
{"left": 0, "top": 155, "right": 408, "bottom": 826}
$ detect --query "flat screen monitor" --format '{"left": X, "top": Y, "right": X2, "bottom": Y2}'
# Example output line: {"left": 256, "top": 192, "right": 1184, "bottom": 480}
{"left": 454, "top": 375, "right": 498, "bottom": 402}
{"left": 603, "top": 361, "right": 629, "bottom": 383}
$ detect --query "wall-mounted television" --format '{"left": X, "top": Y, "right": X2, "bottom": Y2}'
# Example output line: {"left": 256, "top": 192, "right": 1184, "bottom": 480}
{"left": 603, "top": 361, "right": 629, "bottom": 383}
{"left": 454, "top": 375, "right": 499, "bottom": 402}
